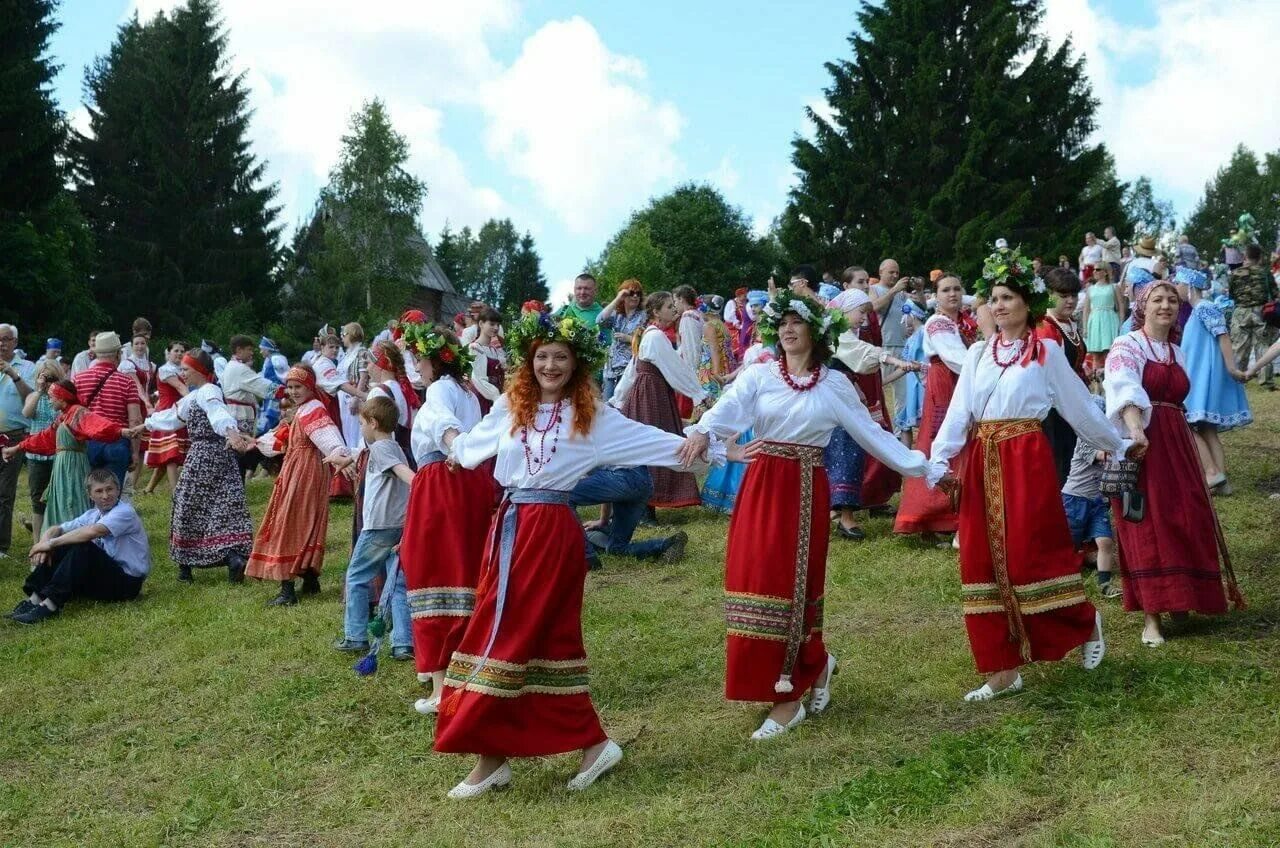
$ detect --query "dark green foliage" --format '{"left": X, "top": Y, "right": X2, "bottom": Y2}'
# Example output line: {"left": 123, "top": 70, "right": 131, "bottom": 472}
{"left": 436, "top": 219, "right": 547, "bottom": 316}
{"left": 0, "top": 0, "right": 99, "bottom": 342}
{"left": 71, "top": 0, "right": 280, "bottom": 342}
{"left": 1184, "top": 145, "right": 1280, "bottom": 255}
{"left": 782, "top": 0, "right": 1132, "bottom": 279}
{"left": 1122, "top": 176, "right": 1176, "bottom": 239}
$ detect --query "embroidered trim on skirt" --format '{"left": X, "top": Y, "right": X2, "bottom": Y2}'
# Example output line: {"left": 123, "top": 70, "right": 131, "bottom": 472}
{"left": 169, "top": 407, "right": 253, "bottom": 568}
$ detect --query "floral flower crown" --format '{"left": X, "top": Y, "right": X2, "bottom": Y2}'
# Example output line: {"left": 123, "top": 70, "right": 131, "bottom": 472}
{"left": 758, "top": 292, "right": 849, "bottom": 350}
{"left": 401, "top": 324, "right": 474, "bottom": 372}
{"left": 976, "top": 244, "right": 1050, "bottom": 319}
{"left": 506, "top": 311, "right": 607, "bottom": 372}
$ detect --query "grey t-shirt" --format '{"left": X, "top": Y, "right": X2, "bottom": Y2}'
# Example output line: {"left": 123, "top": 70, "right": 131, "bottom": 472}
{"left": 1062, "top": 436, "right": 1103, "bottom": 500}
{"left": 363, "top": 439, "right": 411, "bottom": 530}
{"left": 873, "top": 287, "right": 910, "bottom": 349}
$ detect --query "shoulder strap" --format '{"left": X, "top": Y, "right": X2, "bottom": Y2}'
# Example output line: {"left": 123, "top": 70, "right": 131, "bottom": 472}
{"left": 83, "top": 364, "right": 119, "bottom": 408}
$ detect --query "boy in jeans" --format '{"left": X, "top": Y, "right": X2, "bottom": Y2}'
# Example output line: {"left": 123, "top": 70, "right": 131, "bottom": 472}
{"left": 1061, "top": 397, "right": 1119, "bottom": 598}
{"left": 334, "top": 396, "right": 415, "bottom": 659}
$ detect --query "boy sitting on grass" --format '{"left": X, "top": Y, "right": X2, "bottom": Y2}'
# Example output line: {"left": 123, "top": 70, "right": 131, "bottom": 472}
{"left": 10, "top": 468, "right": 150, "bottom": 624}
{"left": 1061, "top": 397, "right": 1119, "bottom": 599}
{"left": 332, "top": 396, "right": 415, "bottom": 659}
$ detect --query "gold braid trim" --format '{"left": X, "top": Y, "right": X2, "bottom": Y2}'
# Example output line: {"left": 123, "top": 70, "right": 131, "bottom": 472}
{"left": 756, "top": 441, "right": 825, "bottom": 693}
{"left": 973, "top": 418, "right": 1043, "bottom": 663}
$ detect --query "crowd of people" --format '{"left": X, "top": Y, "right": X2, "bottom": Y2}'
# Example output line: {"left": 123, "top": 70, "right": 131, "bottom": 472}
{"left": 0, "top": 224, "right": 1273, "bottom": 798}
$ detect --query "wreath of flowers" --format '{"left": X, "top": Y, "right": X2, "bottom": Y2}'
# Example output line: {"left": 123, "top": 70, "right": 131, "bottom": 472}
{"left": 975, "top": 244, "right": 1051, "bottom": 319}
{"left": 506, "top": 311, "right": 608, "bottom": 372}
{"left": 401, "top": 323, "right": 474, "bottom": 372}
{"left": 757, "top": 292, "right": 849, "bottom": 350}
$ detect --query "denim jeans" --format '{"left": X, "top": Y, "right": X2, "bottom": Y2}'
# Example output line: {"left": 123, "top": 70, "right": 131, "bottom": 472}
{"left": 87, "top": 438, "right": 131, "bottom": 489}
{"left": 343, "top": 526, "right": 411, "bottom": 648}
{"left": 570, "top": 467, "right": 668, "bottom": 559}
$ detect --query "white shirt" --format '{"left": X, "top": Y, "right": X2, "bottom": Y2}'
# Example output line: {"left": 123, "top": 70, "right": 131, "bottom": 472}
{"left": 143, "top": 383, "right": 239, "bottom": 438}
{"left": 367, "top": 379, "right": 411, "bottom": 428}
{"left": 723, "top": 299, "right": 741, "bottom": 327}
{"left": 70, "top": 350, "right": 95, "bottom": 377}
{"left": 221, "top": 360, "right": 275, "bottom": 424}
{"left": 611, "top": 325, "right": 708, "bottom": 407}
{"left": 1080, "top": 243, "right": 1104, "bottom": 265}
{"left": 411, "top": 376, "right": 481, "bottom": 464}
{"left": 312, "top": 355, "right": 343, "bottom": 395}
{"left": 1103, "top": 330, "right": 1186, "bottom": 431}
{"left": 921, "top": 314, "right": 971, "bottom": 374}
{"left": 690, "top": 361, "right": 928, "bottom": 478}
{"left": 928, "top": 338, "right": 1125, "bottom": 485}
{"left": 459, "top": 325, "right": 479, "bottom": 346}
{"left": 469, "top": 343, "right": 508, "bottom": 402}
{"left": 301, "top": 350, "right": 319, "bottom": 366}
{"left": 676, "top": 311, "right": 704, "bottom": 372}
{"left": 212, "top": 354, "right": 228, "bottom": 381}
{"left": 451, "top": 395, "right": 722, "bottom": 491}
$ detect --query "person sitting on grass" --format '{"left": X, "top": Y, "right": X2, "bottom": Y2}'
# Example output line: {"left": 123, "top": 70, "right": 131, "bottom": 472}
{"left": 573, "top": 465, "right": 689, "bottom": 569}
{"left": 10, "top": 468, "right": 150, "bottom": 625}
{"left": 332, "top": 396, "right": 415, "bottom": 660}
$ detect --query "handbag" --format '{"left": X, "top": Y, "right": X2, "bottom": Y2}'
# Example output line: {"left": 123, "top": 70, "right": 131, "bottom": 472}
{"left": 1099, "top": 458, "right": 1140, "bottom": 496}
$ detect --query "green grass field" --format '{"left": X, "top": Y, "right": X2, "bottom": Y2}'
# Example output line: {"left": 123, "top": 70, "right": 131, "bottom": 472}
{"left": 1, "top": 389, "right": 1278, "bottom": 847}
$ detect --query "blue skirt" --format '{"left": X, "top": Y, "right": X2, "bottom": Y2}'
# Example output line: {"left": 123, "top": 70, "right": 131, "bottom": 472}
{"left": 1183, "top": 315, "right": 1252, "bottom": 431}
{"left": 823, "top": 427, "right": 865, "bottom": 509}
{"left": 702, "top": 429, "right": 752, "bottom": 513}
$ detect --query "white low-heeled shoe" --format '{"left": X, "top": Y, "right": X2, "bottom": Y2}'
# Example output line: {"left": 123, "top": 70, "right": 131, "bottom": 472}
{"left": 750, "top": 703, "right": 807, "bottom": 740}
{"left": 414, "top": 694, "right": 440, "bottom": 715}
{"left": 1082, "top": 610, "right": 1105, "bottom": 670}
{"left": 809, "top": 654, "right": 838, "bottom": 714}
{"left": 964, "top": 674, "right": 1024, "bottom": 703}
{"left": 447, "top": 763, "right": 511, "bottom": 799}
{"left": 1141, "top": 632, "right": 1165, "bottom": 647}
{"left": 567, "top": 740, "right": 623, "bottom": 791}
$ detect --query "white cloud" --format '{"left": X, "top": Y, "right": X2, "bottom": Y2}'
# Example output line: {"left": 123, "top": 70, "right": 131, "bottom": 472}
{"left": 1042, "top": 0, "right": 1280, "bottom": 213}
{"left": 547, "top": 276, "right": 577, "bottom": 309}
{"left": 479, "top": 17, "right": 683, "bottom": 235}
{"left": 707, "top": 153, "right": 741, "bottom": 192}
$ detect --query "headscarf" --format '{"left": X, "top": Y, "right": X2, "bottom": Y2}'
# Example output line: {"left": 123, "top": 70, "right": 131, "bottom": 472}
{"left": 370, "top": 342, "right": 420, "bottom": 413}
{"left": 46, "top": 338, "right": 63, "bottom": 352}
{"left": 1132, "top": 278, "right": 1180, "bottom": 329}
{"left": 818, "top": 283, "right": 841, "bottom": 303}
{"left": 1173, "top": 266, "right": 1209, "bottom": 290}
{"left": 181, "top": 353, "right": 215, "bottom": 383}
{"left": 901, "top": 300, "right": 927, "bottom": 321}
{"left": 828, "top": 288, "right": 870, "bottom": 315}
{"left": 746, "top": 290, "right": 769, "bottom": 308}
{"left": 286, "top": 365, "right": 316, "bottom": 394}
{"left": 258, "top": 336, "right": 279, "bottom": 353}
{"left": 49, "top": 382, "right": 77, "bottom": 404}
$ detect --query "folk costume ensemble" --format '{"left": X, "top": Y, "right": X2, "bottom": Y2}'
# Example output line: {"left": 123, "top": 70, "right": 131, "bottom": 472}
{"left": 700, "top": 342, "right": 774, "bottom": 513}
{"left": 928, "top": 336, "right": 1125, "bottom": 674}
{"left": 848, "top": 308, "right": 901, "bottom": 508}
{"left": 1104, "top": 331, "right": 1244, "bottom": 615}
{"left": 1037, "top": 312, "right": 1089, "bottom": 484}
{"left": 17, "top": 396, "right": 122, "bottom": 529}
{"left": 895, "top": 313, "right": 976, "bottom": 535}
{"left": 1181, "top": 300, "right": 1253, "bottom": 431}
{"left": 435, "top": 397, "right": 721, "bottom": 758}
{"left": 144, "top": 362, "right": 188, "bottom": 467}
{"left": 400, "top": 375, "right": 495, "bottom": 682}
{"left": 143, "top": 380, "right": 253, "bottom": 569}
{"left": 311, "top": 353, "right": 353, "bottom": 499}
{"left": 824, "top": 320, "right": 896, "bottom": 512}
{"left": 692, "top": 361, "right": 929, "bottom": 702}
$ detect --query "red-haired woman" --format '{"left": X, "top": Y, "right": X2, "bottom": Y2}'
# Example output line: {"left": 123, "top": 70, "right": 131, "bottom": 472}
{"left": 398, "top": 327, "right": 495, "bottom": 715}
{"left": 245, "top": 365, "right": 351, "bottom": 606}
{"left": 434, "top": 313, "right": 725, "bottom": 799}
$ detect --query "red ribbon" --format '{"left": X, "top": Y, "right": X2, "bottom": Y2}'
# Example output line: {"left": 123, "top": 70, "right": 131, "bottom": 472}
{"left": 181, "top": 353, "right": 214, "bottom": 382}
{"left": 49, "top": 383, "right": 77, "bottom": 404}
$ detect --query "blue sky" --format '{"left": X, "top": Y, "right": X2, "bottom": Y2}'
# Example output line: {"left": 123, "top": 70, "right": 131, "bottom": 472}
{"left": 49, "top": 0, "right": 1279, "bottom": 303}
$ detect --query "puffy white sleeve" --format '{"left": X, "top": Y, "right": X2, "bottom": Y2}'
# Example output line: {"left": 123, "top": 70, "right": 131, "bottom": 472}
{"left": 470, "top": 348, "right": 501, "bottom": 401}
{"left": 233, "top": 364, "right": 277, "bottom": 400}
{"left": 315, "top": 358, "right": 343, "bottom": 394}
{"left": 195, "top": 386, "right": 240, "bottom": 437}
{"left": 593, "top": 403, "right": 723, "bottom": 471}
{"left": 640, "top": 326, "right": 707, "bottom": 403}
{"left": 144, "top": 395, "right": 189, "bottom": 432}
{"left": 928, "top": 343, "right": 984, "bottom": 482}
{"left": 1104, "top": 334, "right": 1151, "bottom": 429}
{"left": 826, "top": 374, "right": 928, "bottom": 477}
{"left": 1044, "top": 341, "right": 1125, "bottom": 454}
{"left": 925, "top": 316, "right": 968, "bottom": 373}
{"left": 450, "top": 394, "right": 508, "bottom": 470}
{"left": 677, "top": 314, "right": 702, "bottom": 371}
{"left": 832, "top": 329, "right": 884, "bottom": 374}
{"left": 423, "top": 379, "right": 466, "bottom": 447}
{"left": 688, "top": 363, "right": 760, "bottom": 439}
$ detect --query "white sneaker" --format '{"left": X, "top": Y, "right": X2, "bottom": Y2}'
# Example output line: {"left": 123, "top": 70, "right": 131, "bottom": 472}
{"left": 1082, "top": 610, "right": 1105, "bottom": 670}
{"left": 567, "top": 740, "right": 623, "bottom": 791}
{"left": 414, "top": 694, "right": 440, "bottom": 715}
{"left": 447, "top": 763, "right": 511, "bottom": 799}
{"left": 808, "top": 654, "right": 838, "bottom": 714}
{"left": 750, "top": 703, "right": 807, "bottom": 740}
{"left": 964, "top": 674, "right": 1024, "bottom": 702}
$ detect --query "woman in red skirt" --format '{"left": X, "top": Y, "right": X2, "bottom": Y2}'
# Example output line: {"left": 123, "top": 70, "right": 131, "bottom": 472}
{"left": 683, "top": 289, "right": 930, "bottom": 740}
{"left": 143, "top": 340, "right": 189, "bottom": 494}
{"left": 436, "top": 312, "right": 727, "bottom": 798}
{"left": 1104, "top": 279, "right": 1244, "bottom": 647}
{"left": 895, "top": 273, "right": 977, "bottom": 541}
{"left": 611, "top": 291, "right": 708, "bottom": 508}
{"left": 929, "top": 246, "right": 1132, "bottom": 701}
{"left": 397, "top": 326, "right": 494, "bottom": 715}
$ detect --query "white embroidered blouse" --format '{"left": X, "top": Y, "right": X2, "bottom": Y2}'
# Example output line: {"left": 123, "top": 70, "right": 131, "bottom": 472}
{"left": 922, "top": 314, "right": 971, "bottom": 374}
{"left": 610, "top": 325, "right": 709, "bottom": 407}
{"left": 143, "top": 383, "right": 238, "bottom": 438}
{"left": 1103, "top": 330, "right": 1187, "bottom": 431}
{"left": 410, "top": 376, "right": 481, "bottom": 464}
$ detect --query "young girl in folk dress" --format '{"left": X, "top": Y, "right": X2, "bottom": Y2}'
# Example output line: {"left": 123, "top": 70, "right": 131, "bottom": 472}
{"left": 611, "top": 291, "right": 709, "bottom": 509}
{"left": 134, "top": 350, "right": 253, "bottom": 584}
{"left": 684, "top": 292, "right": 930, "bottom": 740}
{"left": 467, "top": 307, "right": 508, "bottom": 414}
{"left": 397, "top": 326, "right": 495, "bottom": 715}
{"left": 435, "top": 313, "right": 727, "bottom": 798}
{"left": 1105, "top": 278, "right": 1244, "bottom": 647}
{"left": 144, "top": 341, "right": 189, "bottom": 494}
{"left": 245, "top": 365, "right": 351, "bottom": 606}
{"left": 929, "top": 246, "right": 1129, "bottom": 702}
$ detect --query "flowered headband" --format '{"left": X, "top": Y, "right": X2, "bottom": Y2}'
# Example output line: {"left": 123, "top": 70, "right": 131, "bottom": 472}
{"left": 758, "top": 292, "right": 849, "bottom": 350}
{"left": 401, "top": 324, "right": 474, "bottom": 372}
{"left": 505, "top": 311, "right": 607, "bottom": 372}
{"left": 975, "top": 244, "right": 1050, "bottom": 319}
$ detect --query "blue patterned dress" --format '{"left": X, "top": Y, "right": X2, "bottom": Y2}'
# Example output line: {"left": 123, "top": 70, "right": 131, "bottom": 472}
{"left": 894, "top": 326, "right": 926, "bottom": 432}
{"left": 1182, "top": 300, "right": 1252, "bottom": 430}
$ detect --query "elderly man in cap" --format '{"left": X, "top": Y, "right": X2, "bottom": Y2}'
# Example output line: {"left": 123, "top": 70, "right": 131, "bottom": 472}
{"left": 0, "top": 324, "right": 37, "bottom": 557}
{"left": 71, "top": 331, "right": 143, "bottom": 487}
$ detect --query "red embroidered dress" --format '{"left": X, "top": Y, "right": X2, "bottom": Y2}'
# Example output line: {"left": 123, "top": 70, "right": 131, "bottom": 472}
{"left": 145, "top": 362, "right": 188, "bottom": 466}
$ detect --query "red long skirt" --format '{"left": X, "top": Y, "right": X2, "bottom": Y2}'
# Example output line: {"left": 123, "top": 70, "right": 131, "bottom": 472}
{"left": 434, "top": 503, "right": 607, "bottom": 757}
{"left": 959, "top": 422, "right": 1095, "bottom": 674}
{"left": 245, "top": 443, "right": 329, "bottom": 581}
{"left": 853, "top": 370, "right": 900, "bottom": 507}
{"left": 400, "top": 462, "right": 497, "bottom": 678}
{"left": 895, "top": 357, "right": 962, "bottom": 534}
{"left": 1114, "top": 362, "right": 1229, "bottom": 615}
{"left": 724, "top": 446, "right": 829, "bottom": 703}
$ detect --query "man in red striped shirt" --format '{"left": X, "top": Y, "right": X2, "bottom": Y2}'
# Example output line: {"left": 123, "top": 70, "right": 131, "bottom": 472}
{"left": 72, "top": 332, "right": 143, "bottom": 487}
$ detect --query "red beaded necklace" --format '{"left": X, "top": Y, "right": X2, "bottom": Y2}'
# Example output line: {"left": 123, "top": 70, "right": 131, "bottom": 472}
{"left": 779, "top": 356, "right": 822, "bottom": 392}
{"left": 1139, "top": 328, "right": 1174, "bottom": 365}
{"left": 521, "top": 400, "right": 563, "bottom": 475}
{"left": 990, "top": 333, "right": 1025, "bottom": 369}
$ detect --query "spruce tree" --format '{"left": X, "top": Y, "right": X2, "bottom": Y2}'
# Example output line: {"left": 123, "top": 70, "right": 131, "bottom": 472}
{"left": 73, "top": 0, "right": 280, "bottom": 341}
{"left": 782, "top": 0, "right": 1131, "bottom": 278}
{"left": 505, "top": 232, "right": 549, "bottom": 314}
